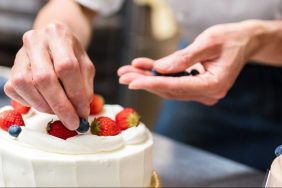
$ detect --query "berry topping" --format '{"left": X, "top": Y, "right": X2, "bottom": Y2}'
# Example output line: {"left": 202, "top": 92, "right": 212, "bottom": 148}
{"left": 91, "top": 116, "right": 121, "bottom": 136}
{"left": 0, "top": 110, "right": 25, "bottom": 131}
{"left": 90, "top": 94, "right": 104, "bottom": 115}
{"left": 11, "top": 100, "right": 30, "bottom": 114}
{"left": 8, "top": 125, "right": 22, "bottom": 137}
{"left": 47, "top": 120, "right": 78, "bottom": 140}
{"left": 275, "top": 145, "right": 282, "bottom": 157}
{"left": 116, "top": 108, "right": 140, "bottom": 130}
{"left": 190, "top": 69, "right": 199, "bottom": 76}
{"left": 77, "top": 118, "right": 90, "bottom": 133}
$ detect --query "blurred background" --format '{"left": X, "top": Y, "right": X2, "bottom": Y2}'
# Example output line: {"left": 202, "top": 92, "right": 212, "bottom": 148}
{"left": 0, "top": 0, "right": 179, "bottom": 129}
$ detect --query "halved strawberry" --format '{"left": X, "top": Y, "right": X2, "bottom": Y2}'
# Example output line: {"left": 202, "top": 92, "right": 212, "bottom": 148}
{"left": 90, "top": 94, "right": 104, "bottom": 115}
{"left": 11, "top": 100, "right": 30, "bottom": 114}
{"left": 116, "top": 108, "right": 140, "bottom": 130}
{"left": 0, "top": 110, "right": 25, "bottom": 131}
{"left": 90, "top": 116, "right": 120, "bottom": 136}
{"left": 47, "top": 120, "right": 78, "bottom": 140}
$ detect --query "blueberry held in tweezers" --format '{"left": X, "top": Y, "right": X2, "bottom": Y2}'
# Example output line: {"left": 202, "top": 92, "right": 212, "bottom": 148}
{"left": 77, "top": 118, "right": 90, "bottom": 133}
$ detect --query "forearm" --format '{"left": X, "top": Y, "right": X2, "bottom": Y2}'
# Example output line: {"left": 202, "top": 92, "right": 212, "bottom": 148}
{"left": 33, "top": 0, "right": 96, "bottom": 48}
{"left": 242, "top": 20, "right": 282, "bottom": 66}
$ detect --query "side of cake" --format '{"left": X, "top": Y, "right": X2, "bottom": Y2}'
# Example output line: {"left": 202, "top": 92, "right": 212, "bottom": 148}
{"left": 0, "top": 97, "right": 154, "bottom": 187}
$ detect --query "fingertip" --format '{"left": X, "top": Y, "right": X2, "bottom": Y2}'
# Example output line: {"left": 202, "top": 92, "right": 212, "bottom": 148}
{"left": 64, "top": 116, "right": 79, "bottom": 130}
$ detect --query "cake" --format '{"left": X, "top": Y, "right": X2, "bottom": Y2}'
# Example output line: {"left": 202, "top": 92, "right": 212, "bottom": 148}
{"left": 0, "top": 101, "right": 154, "bottom": 187}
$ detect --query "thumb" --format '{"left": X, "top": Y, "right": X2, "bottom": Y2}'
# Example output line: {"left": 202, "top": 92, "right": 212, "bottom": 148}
{"left": 154, "top": 42, "right": 218, "bottom": 74}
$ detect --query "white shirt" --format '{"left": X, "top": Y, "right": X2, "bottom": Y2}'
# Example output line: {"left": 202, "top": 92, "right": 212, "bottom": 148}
{"left": 77, "top": 0, "right": 282, "bottom": 41}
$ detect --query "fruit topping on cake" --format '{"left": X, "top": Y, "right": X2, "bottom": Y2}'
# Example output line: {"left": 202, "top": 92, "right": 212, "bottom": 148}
{"left": 77, "top": 118, "right": 90, "bottom": 133}
{"left": 11, "top": 100, "right": 30, "bottom": 114}
{"left": 8, "top": 125, "right": 22, "bottom": 137}
{"left": 47, "top": 120, "right": 78, "bottom": 140}
{"left": 116, "top": 108, "right": 140, "bottom": 130}
{"left": 91, "top": 116, "right": 121, "bottom": 136}
{"left": 90, "top": 94, "right": 104, "bottom": 115}
{"left": 0, "top": 110, "right": 25, "bottom": 131}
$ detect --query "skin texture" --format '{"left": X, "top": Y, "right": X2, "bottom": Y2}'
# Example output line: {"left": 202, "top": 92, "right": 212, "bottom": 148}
{"left": 4, "top": 0, "right": 96, "bottom": 130}
{"left": 118, "top": 20, "right": 282, "bottom": 105}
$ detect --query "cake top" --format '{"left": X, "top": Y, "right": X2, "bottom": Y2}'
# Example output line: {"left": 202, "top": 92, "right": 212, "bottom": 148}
{"left": 0, "top": 95, "right": 150, "bottom": 155}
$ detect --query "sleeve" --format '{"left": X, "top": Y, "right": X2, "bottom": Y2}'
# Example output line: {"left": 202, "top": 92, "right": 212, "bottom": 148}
{"left": 76, "top": 0, "right": 124, "bottom": 16}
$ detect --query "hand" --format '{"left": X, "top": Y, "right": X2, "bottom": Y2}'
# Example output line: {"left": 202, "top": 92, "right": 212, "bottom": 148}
{"left": 118, "top": 22, "right": 258, "bottom": 105}
{"left": 4, "top": 22, "right": 95, "bottom": 130}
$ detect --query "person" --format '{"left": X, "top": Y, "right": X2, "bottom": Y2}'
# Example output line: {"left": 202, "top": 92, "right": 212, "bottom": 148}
{"left": 4, "top": 0, "right": 282, "bottom": 170}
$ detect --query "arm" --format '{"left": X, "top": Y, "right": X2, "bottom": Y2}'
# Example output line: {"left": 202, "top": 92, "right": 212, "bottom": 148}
{"left": 244, "top": 20, "right": 282, "bottom": 66}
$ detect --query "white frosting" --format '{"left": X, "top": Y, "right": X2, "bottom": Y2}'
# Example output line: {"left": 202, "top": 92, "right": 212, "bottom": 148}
{"left": 0, "top": 104, "right": 154, "bottom": 187}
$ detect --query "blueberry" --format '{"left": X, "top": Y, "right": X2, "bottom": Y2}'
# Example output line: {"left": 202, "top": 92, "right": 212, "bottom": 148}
{"left": 275, "top": 145, "right": 282, "bottom": 157}
{"left": 8, "top": 125, "right": 22, "bottom": 137}
{"left": 151, "top": 68, "right": 161, "bottom": 76}
{"left": 190, "top": 69, "right": 199, "bottom": 76}
{"left": 152, "top": 68, "right": 190, "bottom": 77}
{"left": 77, "top": 118, "right": 90, "bottom": 133}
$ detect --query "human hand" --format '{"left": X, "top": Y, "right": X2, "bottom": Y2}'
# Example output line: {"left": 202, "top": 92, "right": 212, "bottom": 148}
{"left": 4, "top": 22, "right": 95, "bottom": 130}
{"left": 118, "top": 22, "right": 258, "bottom": 105}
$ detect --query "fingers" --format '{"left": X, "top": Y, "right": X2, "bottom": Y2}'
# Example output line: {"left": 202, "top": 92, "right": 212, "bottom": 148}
{"left": 154, "top": 39, "right": 222, "bottom": 74}
{"left": 46, "top": 25, "right": 90, "bottom": 118}
{"left": 118, "top": 65, "right": 152, "bottom": 77}
{"left": 6, "top": 48, "right": 53, "bottom": 113}
{"left": 4, "top": 81, "right": 29, "bottom": 106}
{"left": 23, "top": 30, "right": 79, "bottom": 130}
{"left": 131, "top": 57, "right": 154, "bottom": 69}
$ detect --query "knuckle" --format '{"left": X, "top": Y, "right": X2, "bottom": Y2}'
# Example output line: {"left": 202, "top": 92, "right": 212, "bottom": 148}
{"left": 52, "top": 102, "right": 67, "bottom": 115}
{"left": 22, "top": 30, "right": 36, "bottom": 45}
{"left": 56, "top": 58, "right": 79, "bottom": 76}
{"left": 3, "top": 82, "right": 14, "bottom": 95}
{"left": 11, "top": 74, "right": 30, "bottom": 89}
{"left": 33, "top": 72, "right": 55, "bottom": 87}
{"left": 87, "top": 63, "right": 95, "bottom": 77}
{"left": 45, "top": 22, "right": 65, "bottom": 33}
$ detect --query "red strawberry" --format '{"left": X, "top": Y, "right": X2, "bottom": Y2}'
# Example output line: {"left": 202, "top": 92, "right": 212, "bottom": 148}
{"left": 116, "top": 108, "right": 140, "bottom": 130}
{"left": 90, "top": 116, "right": 120, "bottom": 136}
{"left": 47, "top": 120, "right": 78, "bottom": 140}
{"left": 0, "top": 110, "right": 25, "bottom": 131}
{"left": 11, "top": 100, "right": 30, "bottom": 114}
{"left": 90, "top": 94, "right": 104, "bottom": 115}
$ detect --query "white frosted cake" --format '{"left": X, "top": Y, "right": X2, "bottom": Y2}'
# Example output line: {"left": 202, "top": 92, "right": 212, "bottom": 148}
{"left": 0, "top": 104, "right": 153, "bottom": 187}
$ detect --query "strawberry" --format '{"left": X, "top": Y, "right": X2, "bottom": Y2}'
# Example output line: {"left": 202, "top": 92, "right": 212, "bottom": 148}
{"left": 90, "top": 94, "right": 104, "bottom": 115}
{"left": 47, "top": 120, "right": 78, "bottom": 140}
{"left": 116, "top": 108, "right": 140, "bottom": 130}
{"left": 90, "top": 116, "right": 121, "bottom": 136}
{"left": 0, "top": 110, "right": 25, "bottom": 131}
{"left": 11, "top": 100, "right": 30, "bottom": 114}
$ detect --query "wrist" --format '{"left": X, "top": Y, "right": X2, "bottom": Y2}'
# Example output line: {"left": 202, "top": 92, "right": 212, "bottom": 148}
{"left": 239, "top": 20, "right": 282, "bottom": 60}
